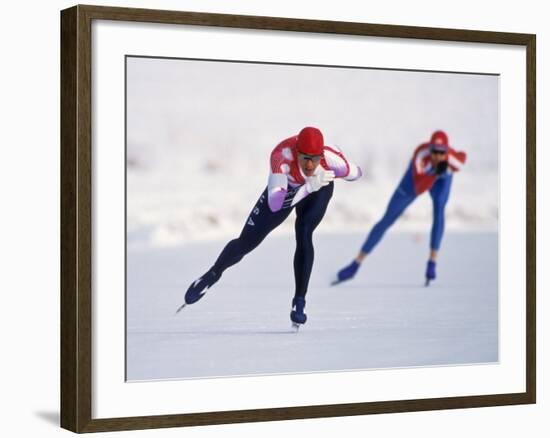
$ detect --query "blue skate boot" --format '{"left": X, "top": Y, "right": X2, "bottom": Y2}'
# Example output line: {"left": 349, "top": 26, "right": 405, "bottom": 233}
{"left": 176, "top": 269, "right": 220, "bottom": 313}
{"left": 290, "top": 296, "right": 307, "bottom": 330}
{"left": 332, "top": 260, "right": 360, "bottom": 285}
{"left": 425, "top": 260, "right": 436, "bottom": 286}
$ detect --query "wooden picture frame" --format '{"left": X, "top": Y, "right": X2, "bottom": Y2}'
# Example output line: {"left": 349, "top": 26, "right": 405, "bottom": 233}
{"left": 61, "top": 4, "right": 536, "bottom": 433}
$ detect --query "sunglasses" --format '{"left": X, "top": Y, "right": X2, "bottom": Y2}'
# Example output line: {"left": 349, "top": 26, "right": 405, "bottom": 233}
{"left": 298, "top": 152, "right": 322, "bottom": 163}
{"left": 430, "top": 149, "right": 447, "bottom": 156}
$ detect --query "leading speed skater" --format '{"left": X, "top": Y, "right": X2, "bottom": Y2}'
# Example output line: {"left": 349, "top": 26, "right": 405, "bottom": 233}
{"left": 179, "top": 127, "right": 362, "bottom": 327}
{"left": 334, "top": 130, "right": 467, "bottom": 286}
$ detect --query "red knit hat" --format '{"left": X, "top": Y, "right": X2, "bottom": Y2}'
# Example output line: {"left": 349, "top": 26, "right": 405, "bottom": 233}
{"left": 430, "top": 130, "right": 449, "bottom": 152}
{"left": 296, "top": 127, "right": 324, "bottom": 155}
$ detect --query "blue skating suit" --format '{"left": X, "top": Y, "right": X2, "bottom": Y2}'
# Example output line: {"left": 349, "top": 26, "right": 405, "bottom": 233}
{"left": 361, "top": 141, "right": 466, "bottom": 253}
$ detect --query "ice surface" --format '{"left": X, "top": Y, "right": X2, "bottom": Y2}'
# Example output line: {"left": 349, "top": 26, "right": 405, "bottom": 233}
{"left": 126, "top": 232, "right": 498, "bottom": 381}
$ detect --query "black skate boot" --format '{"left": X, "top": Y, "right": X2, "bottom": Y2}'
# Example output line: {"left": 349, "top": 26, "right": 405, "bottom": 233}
{"left": 176, "top": 269, "right": 220, "bottom": 313}
{"left": 290, "top": 296, "right": 307, "bottom": 330}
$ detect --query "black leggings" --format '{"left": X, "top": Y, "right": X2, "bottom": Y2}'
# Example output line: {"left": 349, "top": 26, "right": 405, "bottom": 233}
{"left": 212, "top": 182, "right": 334, "bottom": 299}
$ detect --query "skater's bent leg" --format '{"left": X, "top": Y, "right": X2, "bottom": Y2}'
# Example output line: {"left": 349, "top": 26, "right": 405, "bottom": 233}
{"left": 212, "top": 238, "right": 252, "bottom": 274}
{"left": 212, "top": 189, "right": 292, "bottom": 275}
{"left": 184, "top": 189, "right": 292, "bottom": 307}
{"left": 361, "top": 187, "right": 416, "bottom": 254}
{"left": 293, "top": 182, "right": 334, "bottom": 299}
{"left": 336, "top": 183, "right": 415, "bottom": 285}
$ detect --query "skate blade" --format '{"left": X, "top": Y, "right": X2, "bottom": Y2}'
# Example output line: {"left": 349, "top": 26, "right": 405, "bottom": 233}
{"left": 331, "top": 277, "right": 346, "bottom": 286}
{"left": 175, "top": 302, "right": 187, "bottom": 314}
{"left": 291, "top": 322, "right": 301, "bottom": 332}
{"left": 425, "top": 278, "right": 431, "bottom": 287}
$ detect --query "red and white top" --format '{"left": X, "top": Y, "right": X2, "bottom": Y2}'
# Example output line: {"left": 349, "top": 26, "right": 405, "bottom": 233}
{"left": 412, "top": 143, "right": 467, "bottom": 195}
{"left": 267, "top": 136, "right": 362, "bottom": 212}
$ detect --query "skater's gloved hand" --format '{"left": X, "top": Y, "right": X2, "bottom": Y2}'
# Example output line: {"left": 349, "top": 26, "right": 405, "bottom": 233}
{"left": 305, "top": 169, "right": 335, "bottom": 193}
{"left": 435, "top": 161, "right": 448, "bottom": 175}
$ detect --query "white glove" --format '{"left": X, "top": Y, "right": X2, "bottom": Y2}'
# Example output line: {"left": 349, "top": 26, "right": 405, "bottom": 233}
{"left": 305, "top": 169, "right": 335, "bottom": 193}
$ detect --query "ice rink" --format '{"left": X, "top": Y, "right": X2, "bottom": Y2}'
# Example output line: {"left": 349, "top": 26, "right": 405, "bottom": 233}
{"left": 126, "top": 232, "right": 498, "bottom": 381}
{"left": 125, "top": 57, "right": 499, "bottom": 382}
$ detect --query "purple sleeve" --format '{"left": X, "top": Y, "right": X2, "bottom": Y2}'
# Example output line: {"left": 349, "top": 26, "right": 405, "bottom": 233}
{"left": 268, "top": 188, "right": 286, "bottom": 212}
{"left": 267, "top": 172, "right": 289, "bottom": 212}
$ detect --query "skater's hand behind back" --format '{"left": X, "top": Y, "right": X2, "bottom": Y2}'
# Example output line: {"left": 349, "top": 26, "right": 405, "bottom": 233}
{"left": 435, "top": 161, "right": 448, "bottom": 175}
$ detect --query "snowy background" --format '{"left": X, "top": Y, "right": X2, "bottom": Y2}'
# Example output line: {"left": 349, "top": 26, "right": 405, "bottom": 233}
{"left": 126, "top": 56, "right": 499, "bottom": 381}
{"left": 126, "top": 57, "right": 499, "bottom": 248}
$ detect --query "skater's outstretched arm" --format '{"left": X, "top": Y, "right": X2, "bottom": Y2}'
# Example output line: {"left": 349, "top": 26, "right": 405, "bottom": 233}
{"left": 323, "top": 145, "right": 362, "bottom": 181}
{"left": 290, "top": 145, "right": 361, "bottom": 207}
{"left": 447, "top": 148, "right": 467, "bottom": 172}
{"left": 289, "top": 168, "right": 335, "bottom": 207}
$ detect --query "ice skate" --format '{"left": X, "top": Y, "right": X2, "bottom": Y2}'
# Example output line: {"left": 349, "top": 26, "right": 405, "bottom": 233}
{"left": 332, "top": 260, "right": 360, "bottom": 285}
{"left": 176, "top": 269, "right": 220, "bottom": 313}
{"left": 290, "top": 296, "right": 307, "bottom": 331}
{"left": 425, "top": 260, "right": 436, "bottom": 286}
